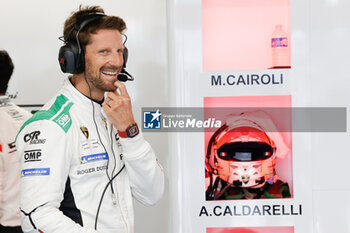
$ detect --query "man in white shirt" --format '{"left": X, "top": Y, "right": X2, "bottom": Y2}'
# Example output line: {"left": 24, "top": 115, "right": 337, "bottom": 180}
{"left": 0, "top": 50, "right": 32, "bottom": 233}
{"left": 16, "top": 5, "right": 164, "bottom": 233}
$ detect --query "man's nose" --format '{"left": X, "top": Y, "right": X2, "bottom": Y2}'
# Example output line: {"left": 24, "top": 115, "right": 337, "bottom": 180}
{"left": 109, "top": 51, "right": 123, "bottom": 67}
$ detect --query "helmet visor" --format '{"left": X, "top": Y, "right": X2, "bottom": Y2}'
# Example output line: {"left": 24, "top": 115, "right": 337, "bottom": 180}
{"left": 217, "top": 142, "right": 273, "bottom": 161}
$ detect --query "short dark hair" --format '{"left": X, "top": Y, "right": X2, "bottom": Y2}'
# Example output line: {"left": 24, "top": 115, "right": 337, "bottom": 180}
{"left": 63, "top": 5, "right": 127, "bottom": 50}
{"left": 0, "top": 50, "right": 14, "bottom": 94}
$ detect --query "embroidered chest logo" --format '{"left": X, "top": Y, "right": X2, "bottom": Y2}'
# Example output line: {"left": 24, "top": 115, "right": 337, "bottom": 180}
{"left": 80, "top": 126, "right": 89, "bottom": 139}
{"left": 56, "top": 114, "right": 70, "bottom": 127}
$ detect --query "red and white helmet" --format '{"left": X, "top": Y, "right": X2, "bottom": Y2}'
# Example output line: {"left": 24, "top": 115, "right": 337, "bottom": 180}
{"left": 206, "top": 112, "right": 282, "bottom": 188}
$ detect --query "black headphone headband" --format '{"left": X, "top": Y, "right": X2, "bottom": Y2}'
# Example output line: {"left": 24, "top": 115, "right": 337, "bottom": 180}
{"left": 58, "top": 13, "right": 132, "bottom": 81}
{"left": 72, "top": 14, "right": 106, "bottom": 55}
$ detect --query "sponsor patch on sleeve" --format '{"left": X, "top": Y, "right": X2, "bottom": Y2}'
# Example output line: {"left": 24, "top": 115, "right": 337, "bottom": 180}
{"left": 21, "top": 168, "right": 50, "bottom": 177}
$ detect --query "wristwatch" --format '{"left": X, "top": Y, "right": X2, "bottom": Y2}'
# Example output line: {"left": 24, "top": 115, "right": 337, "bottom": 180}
{"left": 117, "top": 123, "right": 139, "bottom": 138}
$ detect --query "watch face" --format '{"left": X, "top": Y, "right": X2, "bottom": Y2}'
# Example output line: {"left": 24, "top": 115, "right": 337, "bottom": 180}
{"left": 127, "top": 124, "right": 139, "bottom": 137}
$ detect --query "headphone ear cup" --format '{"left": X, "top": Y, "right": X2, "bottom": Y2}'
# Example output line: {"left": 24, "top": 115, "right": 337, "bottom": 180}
{"left": 122, "top": 47, "right": 128, "bottom": 68}
{"left": 58, "top": 41, "right": 82, "bottom": 74}
{"left": 77, "top": 48, "right": 85, "bottom": 74}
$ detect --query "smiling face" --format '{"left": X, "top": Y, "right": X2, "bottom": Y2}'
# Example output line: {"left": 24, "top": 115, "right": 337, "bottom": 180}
{"left": 83, "top": 29, "right": 124, "bottom": 98}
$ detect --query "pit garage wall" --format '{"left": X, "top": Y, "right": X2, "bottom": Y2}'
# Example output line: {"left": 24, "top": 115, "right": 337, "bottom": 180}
{"left": 0, "top": 1, "right": 169, "bottom": 233}
{"left": 168, "top": 0, "right": 350, "bottom": 233}
{"left": 2, "top": 0, "right": 350, "bottom": 233}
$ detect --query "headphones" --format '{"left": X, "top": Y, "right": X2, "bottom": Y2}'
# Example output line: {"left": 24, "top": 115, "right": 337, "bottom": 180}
{"left": 58, "top": 13, "right": 133, "bottom": 81}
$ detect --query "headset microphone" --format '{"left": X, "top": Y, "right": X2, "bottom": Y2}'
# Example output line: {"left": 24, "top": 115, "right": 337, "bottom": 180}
{"left": 117, "top": 68, "right": 134, "bottom": 82}
{"left": 117, "top": 46, "right": 134, "bottom": 82}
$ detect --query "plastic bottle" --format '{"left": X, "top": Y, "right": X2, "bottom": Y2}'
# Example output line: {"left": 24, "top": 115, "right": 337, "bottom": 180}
{"left": 271, "top": 24, "right": 290, "bottom": 68}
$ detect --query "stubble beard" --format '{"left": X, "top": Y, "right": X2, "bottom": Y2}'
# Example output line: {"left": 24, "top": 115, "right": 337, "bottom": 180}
{"left": 85, "top": 62, "right": 117, "bottom": 93}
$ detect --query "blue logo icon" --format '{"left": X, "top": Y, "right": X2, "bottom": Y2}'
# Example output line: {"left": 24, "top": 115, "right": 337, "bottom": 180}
{"left": 21, "top": 168, "right": 50, "bottom": 177}
{"left": 143, "top": 110, "right": 161, "bottom": 129}
{"left": 80, "top": 152, "right": 108, "bottom": 164}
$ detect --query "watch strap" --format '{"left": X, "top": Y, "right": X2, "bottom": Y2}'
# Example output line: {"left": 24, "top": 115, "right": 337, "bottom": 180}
{"left": 118, "top": 123, "right": 139, "bottom": 138}
{"left": 117, "top": 130, "right": 128, "bottom": 138}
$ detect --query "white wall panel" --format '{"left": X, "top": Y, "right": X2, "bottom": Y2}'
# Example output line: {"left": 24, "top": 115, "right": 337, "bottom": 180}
{"left": 313, "top": 191, "right": 350, "bottom": 233}
{"left": 308, "top": 0, "right": 350, "bottom": 231}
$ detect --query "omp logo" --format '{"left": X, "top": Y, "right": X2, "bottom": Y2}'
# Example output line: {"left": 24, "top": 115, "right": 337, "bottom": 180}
{"left": 23, "top": 131, "right": 46, "bottom": 144}
{"left": 56, "top": 114, "right": 71, "bottom": 127}
{"left": 24, "top": 149, "right": 42, "bottom": 163}
{"left": 80, "top": 153, "right": 108, "bottom": 164}
{"left": 143, "top": 109, "right": 161, "bottom": 129}
{"left": 21, "top": 168, "right": 50, "bottom": 177}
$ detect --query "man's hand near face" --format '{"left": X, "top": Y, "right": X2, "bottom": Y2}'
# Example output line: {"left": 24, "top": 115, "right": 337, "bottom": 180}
{"left": 103, "top": 80, "right": 135, "bottom": 131}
